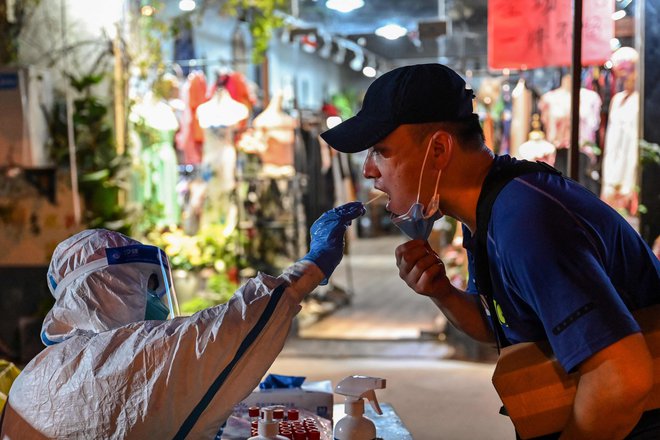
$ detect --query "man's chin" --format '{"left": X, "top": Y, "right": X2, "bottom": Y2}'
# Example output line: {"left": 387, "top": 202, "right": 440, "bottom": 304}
{"left": 384, "top": 202, "right": 403, "bottom": 217}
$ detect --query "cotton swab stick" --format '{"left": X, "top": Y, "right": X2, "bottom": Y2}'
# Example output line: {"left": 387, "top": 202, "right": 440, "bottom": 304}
{"left": 363, "top": 192, "right": 386, "bottom": 205}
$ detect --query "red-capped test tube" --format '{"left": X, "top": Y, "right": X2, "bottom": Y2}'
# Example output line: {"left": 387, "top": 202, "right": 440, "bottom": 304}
{"left": 248, "top": 406, "right": 260, "bottom": 422}
{"left": 287, "top": 409, "right": 299, "bottom": 421}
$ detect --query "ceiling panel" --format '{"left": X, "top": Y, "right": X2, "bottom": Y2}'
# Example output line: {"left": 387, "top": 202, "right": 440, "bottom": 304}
{"left": 292, "top": 0, "right": 488, "bottom": 64}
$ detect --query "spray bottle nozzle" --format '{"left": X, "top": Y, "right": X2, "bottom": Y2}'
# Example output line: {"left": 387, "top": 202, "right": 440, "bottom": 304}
{"left": 334, "top": 375, "right": 386, "bottom": 415}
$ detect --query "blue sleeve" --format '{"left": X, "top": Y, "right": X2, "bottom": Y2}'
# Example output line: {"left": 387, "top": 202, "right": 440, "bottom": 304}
{"left": 492, "top": 179, "right": 640, "bottom": 372}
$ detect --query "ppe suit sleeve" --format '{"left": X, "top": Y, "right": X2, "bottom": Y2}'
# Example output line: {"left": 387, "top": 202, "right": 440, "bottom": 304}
{"left": 153, "top": 272, "right": 301, "bottom": 439}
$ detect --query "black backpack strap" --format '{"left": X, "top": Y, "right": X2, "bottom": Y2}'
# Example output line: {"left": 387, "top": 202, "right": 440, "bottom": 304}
{"left": 474, "top": 159, "right": 561, "bottom": 351}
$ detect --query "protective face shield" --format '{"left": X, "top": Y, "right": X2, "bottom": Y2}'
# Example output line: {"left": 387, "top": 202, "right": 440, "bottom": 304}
{"left": 391, "top": 134, "right": 443, "bottom": 240}
{"left": 52, "top": 244, "right": 180, "bottom": 321}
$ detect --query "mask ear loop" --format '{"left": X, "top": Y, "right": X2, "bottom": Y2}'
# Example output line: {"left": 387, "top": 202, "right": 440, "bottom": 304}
{"left": 157, "top": 249, "right": 180, "bottom": 318}
{"left": 419, "top": 133, "right": 443, "bottom": 218}
{"left": 415, "top": 135, "right": 436, "bottom": 204}
{"left": 391, "top": 132, "right": 441, "bottom": 223}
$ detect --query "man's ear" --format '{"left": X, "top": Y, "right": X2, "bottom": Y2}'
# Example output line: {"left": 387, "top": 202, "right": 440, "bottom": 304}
{"left": 431, "top": 130, "right": 453, "bottom": 169}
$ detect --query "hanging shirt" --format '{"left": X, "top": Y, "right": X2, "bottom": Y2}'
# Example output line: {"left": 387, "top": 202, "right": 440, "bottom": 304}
{"left": 176, "top": 71, "right": 207, "bottom": 165}
{"left": 138, "top": 127, "right": 180, "bottom": 227}
{"left": 538, "top": 88, "right": 602, "bottom": 149}
{"left": 601, "top": 90, "right": 639, "bottom": 205}
{"left": 510, "top": 79, "right": 533, "bottom": 157}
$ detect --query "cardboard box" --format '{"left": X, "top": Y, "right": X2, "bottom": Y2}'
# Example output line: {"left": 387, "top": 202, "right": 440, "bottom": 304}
{"left": 234, "top": 380, "right": 334, "bottom": 420}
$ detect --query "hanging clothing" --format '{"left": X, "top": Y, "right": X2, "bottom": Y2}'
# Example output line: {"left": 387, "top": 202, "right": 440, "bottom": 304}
{"left": 301, "top": 126, "right": 335, "bottom": 238}
{"left": 538, "top": 87, "right": 602, "bottom": 150}
{"left": 207, "top": 72, "right": 255, "bottom": 112}
{"left": 139, "top": 127, "right": 180, "bottom": 227}
{"left": 601, "top": 90, "right": 639, "bottom": 213}
{"left": 200, "top": 125, "right": 238, "bottom": 230}
{"left": 130, "top": 95, "right": 181, "bottom": 227}
{"left": 176, "top": 71, "right": 207, "bottom": 165}
{"left": 510, "top": 79, "right": 533, "bottom": 158}
{"left": 253, "top": 92, "right": 297, "bottom": 170}
{"left": 196, "top": 89, "right": 248, "bottom": 231}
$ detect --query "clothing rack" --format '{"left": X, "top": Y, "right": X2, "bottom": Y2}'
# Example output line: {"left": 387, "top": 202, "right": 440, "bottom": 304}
{"left": 167, "top": 57, "right": 251, "bottom": 68}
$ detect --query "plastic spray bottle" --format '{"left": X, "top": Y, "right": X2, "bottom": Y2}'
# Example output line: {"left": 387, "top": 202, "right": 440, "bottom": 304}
{"left": 333, "top": 375, "right": 386, "bottom": 440}
{"left": 247, "top": 407, "right": 289, "bottom": 440}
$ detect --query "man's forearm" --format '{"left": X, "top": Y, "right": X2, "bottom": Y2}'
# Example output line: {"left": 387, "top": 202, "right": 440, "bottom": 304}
{"left": 429, "top": 278, "right": 495, "bottom": 343}
{"left": 278, "top": 260, "right": 325, "bottom": 303}
{"left": 560, "top": 333, "right": 653, "bottom": 439}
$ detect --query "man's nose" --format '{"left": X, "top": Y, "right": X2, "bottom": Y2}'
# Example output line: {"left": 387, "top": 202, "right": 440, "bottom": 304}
{"left": 362, "top": 156, "right": 379, "bottom": 179}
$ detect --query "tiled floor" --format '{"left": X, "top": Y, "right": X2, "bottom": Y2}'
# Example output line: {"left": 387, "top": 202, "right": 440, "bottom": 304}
{"left": 299, "top": 234, "right": 445, "bottom": 340}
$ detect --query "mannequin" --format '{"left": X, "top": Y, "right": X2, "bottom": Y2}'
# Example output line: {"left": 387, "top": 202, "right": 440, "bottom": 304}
{"left": 252, "top": 90, "right": 298, "bottom": 174}
{"left": 538, "top": 74, "right": 602, "bottom": 176}
{"left": 130, "top": 91, "right": 180, "bottom": 227}
{"left": 196, "top": 86, "right": 249, "bottom": 230}
{"left": 517, "top": 114, "right": 556, "bottom": 164}
{"left": 197, "top": 87, "right": 250, "bottom": 129}
{"left": 601, "top": 72, "right": 639, "bottom": 214}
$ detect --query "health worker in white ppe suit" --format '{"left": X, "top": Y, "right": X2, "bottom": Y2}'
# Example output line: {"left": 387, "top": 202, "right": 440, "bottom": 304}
{"left": 0, "top": 201, "right": 365, "bottom": 439}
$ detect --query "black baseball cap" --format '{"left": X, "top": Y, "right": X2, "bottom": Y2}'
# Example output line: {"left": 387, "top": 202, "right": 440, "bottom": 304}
{"left": 320, "top": 63, "right": 475, "bottom": 153}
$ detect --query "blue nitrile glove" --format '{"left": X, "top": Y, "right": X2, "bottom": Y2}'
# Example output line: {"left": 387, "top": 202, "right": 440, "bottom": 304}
{"left": 260, "top": 374, "right": 306, "bottom": 389}
{"left": 300, "top": 201, "right": 366, "bottom": 285}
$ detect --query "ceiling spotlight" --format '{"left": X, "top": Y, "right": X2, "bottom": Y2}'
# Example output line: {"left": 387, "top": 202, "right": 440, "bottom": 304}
{"left": 140, "top": 5, "right": 156, "bottom": 16}
{"left": 280, "top": 27, "right": 291, "bottom": 44}
{"left": 319, "top": 34, "right": 333, "bottom": 58}
{"left": 349, "top": 48, "right": 365, "bottom": 71}
{"left": 178, "top": 0, "right": 196, "bottom": 11}
{"left": 325, "top": 0, "right": 365, "bottom": 13}
{"left": 326, "top": 116, "right": 342, "bottom": 129}
{"left": 301, "top": 33, "right": 318, "bottom": 53}
{"left": 362, "top": 66, "right": 376, "bottom": 78}
{"left": 333, "top": 41, "right": 347, "bottom": 64}
{"left": 375, "top": 24, "right": 407, "bottom": 40}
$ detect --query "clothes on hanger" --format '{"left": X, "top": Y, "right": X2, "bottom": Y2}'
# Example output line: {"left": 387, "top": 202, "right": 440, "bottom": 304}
{"left": 510, "top": 78, "right": 533, "bottom": 158}
{"left": 601, "top": 89, "right": 639, "bottom": 214}
{"left": 537, "top": 75, "right": 602, "bottom": 151}
{"left": 197, "top": 87, "right": 249, "bottom": 129}
{"left": 476, "top": 77, "right": 502, "bottom": 151}
{"left": 131, "top": 93, "right": 181, "bottom": 227}
{"left": 252, "top": 91, "right": 298, "bottom": 170}
{"left": 175, "top": 71, "right": 207, "bottom": 165}
{"left": 196, "top": 87, "right": 248, "bottom": 231}
{"left": 301, "top": 123, "right": 335, "bottom": 238}
{"left": 207, "top": 71, "right": 255, "bottom": 112}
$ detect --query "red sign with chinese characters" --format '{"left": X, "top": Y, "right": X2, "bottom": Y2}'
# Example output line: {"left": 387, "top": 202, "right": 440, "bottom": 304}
{"left": 488, "top": 0, "right": 614, "bottom": 69}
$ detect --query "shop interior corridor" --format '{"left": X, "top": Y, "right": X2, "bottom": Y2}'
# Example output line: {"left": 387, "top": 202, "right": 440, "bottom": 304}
{"left": 269, "top": 233, "right": 515, "bottom": 440}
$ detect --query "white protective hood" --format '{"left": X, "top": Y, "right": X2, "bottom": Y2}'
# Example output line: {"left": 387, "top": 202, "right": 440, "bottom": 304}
{"left": 2, "top": 229, "right": 301, "bottom": 439}
{"left": 42, "top": 229, "right": 146, "bottom": 344}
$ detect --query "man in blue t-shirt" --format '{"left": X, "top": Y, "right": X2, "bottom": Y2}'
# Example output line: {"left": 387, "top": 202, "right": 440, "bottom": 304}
{"left": 321, "top": 63, "right": 660, "bottom": 439}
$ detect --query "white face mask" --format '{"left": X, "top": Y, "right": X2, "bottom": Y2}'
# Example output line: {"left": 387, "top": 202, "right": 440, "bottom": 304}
{"left": 390, "top": 134, "right": 443, "bottom": 240}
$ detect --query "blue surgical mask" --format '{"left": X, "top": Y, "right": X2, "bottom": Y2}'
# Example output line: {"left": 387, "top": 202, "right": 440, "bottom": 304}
{"left": 391, "top": 135, "right": 443, "bottom": 240}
